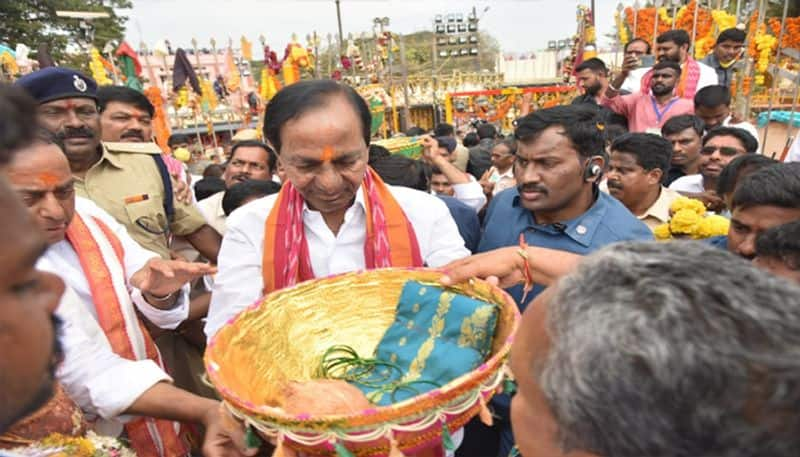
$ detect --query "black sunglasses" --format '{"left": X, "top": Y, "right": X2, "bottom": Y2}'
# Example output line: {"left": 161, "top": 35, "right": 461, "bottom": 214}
{"left": 700, "top": 146, "right": 744, "bottom": 157}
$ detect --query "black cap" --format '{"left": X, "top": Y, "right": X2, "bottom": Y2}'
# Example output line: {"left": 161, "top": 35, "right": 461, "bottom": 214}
{"left": 15, "top": 67, "right": 98, "bottom": 104}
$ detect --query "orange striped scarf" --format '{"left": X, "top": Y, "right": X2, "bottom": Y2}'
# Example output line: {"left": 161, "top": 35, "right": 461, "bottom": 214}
{"left": 262, "top": 167, "right": 422, "bottom": 294}
{"left": 65, "top": 214, "right": 188, "bottom": 457}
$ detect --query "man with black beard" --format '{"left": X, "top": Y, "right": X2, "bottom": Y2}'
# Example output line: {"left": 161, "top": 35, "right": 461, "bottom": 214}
{"left": 602, "top": 60, "right": 695, "bottom": 133}
{"left": 572, "top": 58, "right": 610, "bottom": 104}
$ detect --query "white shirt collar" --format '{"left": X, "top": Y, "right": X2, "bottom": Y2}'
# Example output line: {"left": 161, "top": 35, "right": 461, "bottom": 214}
{"left": 301, "top": 183, "right": 367, "bottom": 215}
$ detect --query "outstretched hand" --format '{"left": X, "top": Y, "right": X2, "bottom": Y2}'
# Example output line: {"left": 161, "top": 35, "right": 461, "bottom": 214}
{"left": 131, "top": 258, "right": 217, "bottom": 297}
{"left": 440, "top": 246, "right": 583, "bottom": 290}
{"left": 440, "top": 247, "right": 526, "bottom": 289}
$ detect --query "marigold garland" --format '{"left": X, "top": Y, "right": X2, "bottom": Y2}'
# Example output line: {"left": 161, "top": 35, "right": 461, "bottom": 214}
{"left": 615, "top": 10, "right": 629, "bottom": 45}
{"left": 654, "top": 197, "right": 730, "bottom": 240}
{"left": 754, "top": 25, "right": 777, "bottom": 86}
{"left": 769, "top": 17, "right": 800, "bottom": 50}
{"left": 624, "top": 1, "right": 711, "bottom": 50}
{"left": 693, "top": 215, "right": 730, "bottom": 239}
{"left": 671, "top": 196, "right": 706, "bottom": 216}
{"left": 199, "top": 78, "right": 218, "bottom": 112}
{"left": 144, "top": 86, "right": 171, "bottom": 152}
{"left": 89, "top": 48, "right": 112, "bottom": 85}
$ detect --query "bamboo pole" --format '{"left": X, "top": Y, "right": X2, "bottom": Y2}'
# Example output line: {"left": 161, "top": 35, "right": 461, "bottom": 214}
{"left": 652, "top": 0, "right": 660, "bottom": 48}
{"left": 398, "top": 34, "right": 411, "bottom": 130}
{"left": 744, "top": 0, "right": 769, "bottom": 120}
{"left": 761, "top": 0, "right": 790, "bottom": 152}
{"left": 690, "top": 0, "right": 700, "bottom": 56}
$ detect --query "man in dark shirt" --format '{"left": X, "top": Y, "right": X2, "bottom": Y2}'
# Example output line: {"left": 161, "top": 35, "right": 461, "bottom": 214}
{"left": 571, "top": 57, "right": 609, "bottom": 104}
{"left": 701, "top": 28, "right": 746, "bottom": 87}
{"left": 466, "top": 123, "right": 497, "bottom": 179}
{"left": 478, "top": 104, "right": 652, "bottom": 457}
{"left": 661, "top": 114, "right": 704, "bottom": 185}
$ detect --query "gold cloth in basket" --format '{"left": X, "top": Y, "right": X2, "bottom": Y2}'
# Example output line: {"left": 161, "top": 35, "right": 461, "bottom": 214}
{"left": 205, "top": 268, "right": 519, "bottom": 456}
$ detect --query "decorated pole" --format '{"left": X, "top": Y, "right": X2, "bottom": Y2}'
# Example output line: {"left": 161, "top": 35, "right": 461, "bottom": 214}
{"left": 652, "top": 0, "right": 660, "bottom": 49}
{"left": 671, "top": 0, "right": 678, "bottom": 30}
{"left": 103, "top": 42, "right": 120, "bottom": 85}
{"left": 690, "top": 0, "right": 700, "bottom": 56}
{"left": 327, "top": 33, "right": 334, "bottom": 76}
{"left": 313, "top": 31, "right": 321, "bottom": 78}
{"left": 744, "top": 0, "right": 769, "bottom": 119}
{"left": 210, "top": 38, "right": 222, "bottom": 82}
{"left": 760, "top": 0, "right": 790, "bottom": 149}
{"left": 398, "top": 34, "right": 411, "bottom": 130}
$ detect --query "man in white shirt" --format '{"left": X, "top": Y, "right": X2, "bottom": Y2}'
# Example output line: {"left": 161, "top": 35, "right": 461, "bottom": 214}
{"left": 617, "top": 30, "right": 717, "bottom": 99}
{"left": 694, "top": 85, "right": 760, "bottom": 150}
{"left": 423, "top": 135, "right": 487, "bottom": 211}
{"left": 434, "top": 122, "right": 469, "bottom": 172}
{"left": 197, "top": 139, "right": 277, "bottom": 234}
{"left": 669, "top": 126, "right": 757, "bottom": 211}
{"left": 606, "top": 132, "right": 682, "bottom": 231}
{"left": 3, "top": 134, "right": 251, "bottom": 456}
{"left": 480, "top": 138, "right": 517, "bottom": 198}
{"left": 206, "top": 80, "right": 469, "bottom": 339}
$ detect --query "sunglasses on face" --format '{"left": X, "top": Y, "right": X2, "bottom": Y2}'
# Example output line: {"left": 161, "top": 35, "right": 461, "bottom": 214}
{"left": 701, "top": 145, "right": 744, "bottom": 156}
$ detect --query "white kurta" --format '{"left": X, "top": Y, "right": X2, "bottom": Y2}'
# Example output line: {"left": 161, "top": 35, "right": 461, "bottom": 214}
{"left": 53, "top": 286, "right": 170, "bottom": 437}
{"left": 205, "top": 184, "right": 470, "bottom": 339}
{"left": 451, "top": 177, "right": 487, "bottom": 212}
{"left": 668, "top": 173, "right": 706, "bottom": 194}
{"left": 39, "top": 197, "right": 190, "bottom": 436}
{"left": 621, "top": 62, "right": 718, "bottom": 95}
{"left": 39, "top": 197, "right": 190, "bottom": 330}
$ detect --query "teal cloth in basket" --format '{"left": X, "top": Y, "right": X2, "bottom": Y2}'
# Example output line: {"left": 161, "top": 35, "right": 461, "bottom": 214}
{"left": 359, "top": 280, "right": 498, "bottom": 406}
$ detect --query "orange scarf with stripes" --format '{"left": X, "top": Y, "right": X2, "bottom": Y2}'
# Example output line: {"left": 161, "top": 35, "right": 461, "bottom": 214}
{"left": 65, "top": 213, "right": 188, "bottom": 457}
{"left": 262, "top": 167, "right": 422, "bottom": 294}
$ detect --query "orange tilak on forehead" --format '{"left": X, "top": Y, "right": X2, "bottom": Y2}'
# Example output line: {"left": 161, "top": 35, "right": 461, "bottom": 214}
{"left": 38, "top": 172, "right": 60, "bottom": 186}
{"left": 321, "top": 145, "right": 337, "bottom": 162}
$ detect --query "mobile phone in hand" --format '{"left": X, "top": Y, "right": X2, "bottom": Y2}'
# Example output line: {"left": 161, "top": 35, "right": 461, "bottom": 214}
{"left": 640, "top": 55, "right": 655, "bottom": 68}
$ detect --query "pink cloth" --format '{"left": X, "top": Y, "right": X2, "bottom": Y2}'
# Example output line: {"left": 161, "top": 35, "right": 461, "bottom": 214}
{"left": 640, "top": 57, "right": 703, "bottom": 100}
{"left": 601, "top": 92, "right": 694, "bottom": 133}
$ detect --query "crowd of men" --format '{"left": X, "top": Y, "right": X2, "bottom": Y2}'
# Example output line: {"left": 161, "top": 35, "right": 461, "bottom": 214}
{"left": 1, "top": 22, "right": 800, "bottom": 457}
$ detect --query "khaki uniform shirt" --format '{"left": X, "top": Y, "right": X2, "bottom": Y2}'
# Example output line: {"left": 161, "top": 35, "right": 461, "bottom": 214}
{"left": 639, "top": 187, "right": 682, "bottom": 231}
{"left": 74, "top": 142, "right": 207, "bottom": 259}
{"left": 453, "top": 144, "right": 469, "bottom": 172}
{"left": 196, "top": 191, "right": 227, "bottom": 235}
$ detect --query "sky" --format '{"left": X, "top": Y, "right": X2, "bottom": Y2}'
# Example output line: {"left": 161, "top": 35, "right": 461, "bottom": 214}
{"left": 120, "top": 0, "right": 639, "bottom": 57}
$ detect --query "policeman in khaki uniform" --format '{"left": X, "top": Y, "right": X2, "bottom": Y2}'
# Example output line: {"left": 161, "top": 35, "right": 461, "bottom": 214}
{"left": 79, "top": 141, "right": 212, "bottom": 259}
{"left": 17, "top": 67, "right": 222, "bottom": 399}
{"left": 16, "top": 68, "right": 221, "bottom": 263}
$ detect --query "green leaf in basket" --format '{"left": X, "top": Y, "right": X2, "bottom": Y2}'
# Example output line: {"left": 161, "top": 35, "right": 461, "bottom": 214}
{"left": 334, "top": 441, "right": 356, "bottom": 457}
{"left": 441, "top": 422, "right": 455, "bottom": 452}
{"left": 244, "top": 426, "right": 262, "bottom": 449}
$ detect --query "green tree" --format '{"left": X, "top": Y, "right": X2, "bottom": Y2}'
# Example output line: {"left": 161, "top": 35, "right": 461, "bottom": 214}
{"left": 0, "top": 0, "right": 131, "bottom": 70}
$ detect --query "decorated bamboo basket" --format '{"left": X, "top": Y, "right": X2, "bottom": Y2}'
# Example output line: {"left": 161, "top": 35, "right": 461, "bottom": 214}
{"left": 205, "top": 268, "right": 520, "bottom": 457}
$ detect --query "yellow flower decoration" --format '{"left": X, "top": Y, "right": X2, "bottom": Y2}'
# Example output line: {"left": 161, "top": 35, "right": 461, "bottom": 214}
{"left": 670, "top": 196, "right": 706, "bottom": 216}
{"left": 670, "top": 209, "right": 702, "bottom": 235}
{"left": 654, "top": 223, "right": 673, "bottom": 241}
{"left": 692, "top": 214, "right": 730, "bottom": 239}
{"left": 89, "top": 48, "right": 111, "bottom": 86}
